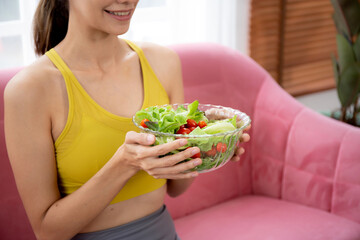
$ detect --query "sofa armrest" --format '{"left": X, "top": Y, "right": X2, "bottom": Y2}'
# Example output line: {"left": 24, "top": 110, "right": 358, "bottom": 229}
{"left": 250, "top": 69, "right": 360, "bottom": 224}
{"left": 282, "top": 108, "right": 360, "bottom": 223}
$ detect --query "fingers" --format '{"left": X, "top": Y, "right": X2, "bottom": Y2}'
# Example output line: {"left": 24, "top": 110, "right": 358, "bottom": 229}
{"left": 149, "top": 138, "right": 188, "bottom": 157}
{"left": 142, "top": 147, "right": 200, "bottom": 170}
{"left": 244, "top": 124, "right": 251, "bottom": 131}
{"left": 231, "top": 155, "right": 240, "bottom": 162}
{"left": 231, "top": 147, "right": 245, "bottom": 162}
{"left": 124, "top": 131, "right": 155, "bottom": 145}
{"left": 237, "top": 147, "right": 245, "bottom": 155}
{"left": 147, "top": 158, "right": 202, "bottom": 179}
{"left": 149, "top": 171, "right": 199, "bottom": 180}
{"left": 240, "top": 133, "right": 250, "bottom": 143}
{"left": 141, "top": 147, "right": 202, "bottom": 179}
{"left": 125, "top": 132, "right": 190, "bottom": 159}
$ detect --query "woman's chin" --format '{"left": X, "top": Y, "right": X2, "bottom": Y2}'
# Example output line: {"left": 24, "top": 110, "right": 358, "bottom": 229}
{"left": 112, "top": 26, "right": 131, "bottom": 36}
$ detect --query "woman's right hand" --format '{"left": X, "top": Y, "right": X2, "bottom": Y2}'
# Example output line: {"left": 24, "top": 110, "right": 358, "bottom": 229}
{"left": 115, "top": 131, "right": 202, "bottom": 179}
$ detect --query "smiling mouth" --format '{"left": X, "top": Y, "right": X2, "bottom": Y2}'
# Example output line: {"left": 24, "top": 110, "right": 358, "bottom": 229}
{"left": 105, "top": 10, "right": 131, "bottom": 16}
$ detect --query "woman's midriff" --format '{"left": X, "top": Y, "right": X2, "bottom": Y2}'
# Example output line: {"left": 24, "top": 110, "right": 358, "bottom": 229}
{"left": 79, "top": 184, "right": 167, "bottom": 233}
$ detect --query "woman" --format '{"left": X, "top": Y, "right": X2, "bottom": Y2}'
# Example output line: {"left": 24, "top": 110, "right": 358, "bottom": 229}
{"left": 4, "top": 0, "right": 250, "bottom": 239}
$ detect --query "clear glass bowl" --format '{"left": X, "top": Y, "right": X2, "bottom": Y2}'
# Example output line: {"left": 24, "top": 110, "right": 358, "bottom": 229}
{"left": 132, "top": 103, "right": 251, "bottom": 173}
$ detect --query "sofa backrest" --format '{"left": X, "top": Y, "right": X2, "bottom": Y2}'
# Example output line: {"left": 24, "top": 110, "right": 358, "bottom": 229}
{"left": 0, "top": 68, "right": 36, "bottom": 239}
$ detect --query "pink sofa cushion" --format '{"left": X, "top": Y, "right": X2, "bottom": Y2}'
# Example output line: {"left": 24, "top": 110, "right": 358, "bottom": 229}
{"left": 174, "top": 195, "right": 360, "bottom": 240}
{"left": 165, "top": 161, "right": 252, "bottom": 219}
{"left": 250, "top": 76, "right": 304, "bottom": 198}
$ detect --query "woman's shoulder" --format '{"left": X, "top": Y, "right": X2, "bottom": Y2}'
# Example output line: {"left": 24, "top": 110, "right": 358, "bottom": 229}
{"left": 134, "top": 41, "right": 181, "bottom": 70}
{"left": 132, "top": 41, "right": 184, "bottom": 103}
{"left": 135, "top": 41, "right": 177, "bottom": 56}
{"left": 4, "top": 54, "right": 63, "bottom": 107}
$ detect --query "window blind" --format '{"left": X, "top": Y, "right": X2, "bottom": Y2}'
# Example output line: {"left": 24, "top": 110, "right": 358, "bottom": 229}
{"left": 250, "top": 0, "right": 337, "bottom": 96}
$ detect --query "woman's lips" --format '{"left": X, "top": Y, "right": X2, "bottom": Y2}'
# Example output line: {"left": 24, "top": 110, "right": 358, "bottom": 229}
{"left": 105, "top": 9, "right": 132, "bottom": 21}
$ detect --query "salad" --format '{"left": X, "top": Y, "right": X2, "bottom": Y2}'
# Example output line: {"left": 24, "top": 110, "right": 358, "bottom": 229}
{"left": 133, "top": 100, "right": 249, "bottom": 172}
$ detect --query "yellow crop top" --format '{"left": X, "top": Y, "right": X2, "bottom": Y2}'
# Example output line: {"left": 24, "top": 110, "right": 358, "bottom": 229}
{"left": 45, "top": 40, "right": 169, "bottom": 204}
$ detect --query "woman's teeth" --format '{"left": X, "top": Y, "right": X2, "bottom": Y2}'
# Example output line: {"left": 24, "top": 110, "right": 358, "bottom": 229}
{"left": 107, "top": 11, "right": 130, "bottom": 16}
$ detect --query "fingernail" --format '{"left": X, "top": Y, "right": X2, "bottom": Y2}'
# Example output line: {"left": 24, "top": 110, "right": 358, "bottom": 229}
{"left": 239, "top": 148, "right": 245, "bottom": 154}
{"left": 191, "top": 172, "right": 198, "bottom": 177}
{"left": 179, "top": 139, "right": 187, "bottom": 145}
{"left": 192, "top": 148, "right": 200, "bottom": 155}
{"left": 147, "top": 135, "right": 154, "bottom": 143}
{"left": 194, "top": 159, "right": 201, "bottom": 166}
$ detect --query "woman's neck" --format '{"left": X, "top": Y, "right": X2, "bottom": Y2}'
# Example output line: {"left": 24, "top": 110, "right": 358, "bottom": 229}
{"left": 55, "top": 20, "right": 127, "bottom": 72}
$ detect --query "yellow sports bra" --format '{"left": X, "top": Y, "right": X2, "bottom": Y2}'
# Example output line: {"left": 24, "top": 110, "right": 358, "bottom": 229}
{"left": 45, "top": 40, "right": 169, "bottom": 204}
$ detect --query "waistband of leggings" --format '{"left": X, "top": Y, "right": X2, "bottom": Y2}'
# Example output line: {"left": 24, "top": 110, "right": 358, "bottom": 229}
{"left": 76, "top": 205, "right": 167, "bottom": 236}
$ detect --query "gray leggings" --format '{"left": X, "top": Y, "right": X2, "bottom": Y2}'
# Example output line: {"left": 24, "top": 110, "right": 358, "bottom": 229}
{"left": 71, "top": 205, "right": 180, "bottom": 240}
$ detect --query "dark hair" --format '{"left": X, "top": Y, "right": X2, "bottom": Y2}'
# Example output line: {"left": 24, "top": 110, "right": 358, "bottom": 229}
{"left": 33, "top": 0, "right": 69, "bottom": 56}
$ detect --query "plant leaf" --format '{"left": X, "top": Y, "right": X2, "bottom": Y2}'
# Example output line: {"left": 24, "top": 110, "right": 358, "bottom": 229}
{"left": 336, "top": 34, "right": 356, "bottom": 73}
{"left": 331, "top": 53, "right": 340, "bottom": 85}
{"left": 331, "top": 0, "right": 360, "bottom": 38}
{"left": 354, "top": 33, "right": 360, "bottom": 62}
{"left": 338, "top": 62, "right": 360, "bottom": 108}
{"left": 332, "top": 14, "right": 343, "bottom": 36}
{"left": 339, "top": 0, "right": 360, "bottom": 36}
{"left": 330, "top": 0, "right": 352, "bottom": 39}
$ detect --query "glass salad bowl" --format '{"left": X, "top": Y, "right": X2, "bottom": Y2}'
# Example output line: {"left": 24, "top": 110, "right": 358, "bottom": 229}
{"left": 132, "top": 101, "right": 251, "bottom": 173}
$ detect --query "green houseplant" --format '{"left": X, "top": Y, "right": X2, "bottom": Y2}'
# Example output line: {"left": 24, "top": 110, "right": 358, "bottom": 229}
{"left": 330, "top": 0, "right": 360, "bottom": 127}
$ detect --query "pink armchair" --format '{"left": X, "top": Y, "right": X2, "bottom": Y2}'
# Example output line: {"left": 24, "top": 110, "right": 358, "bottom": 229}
{"left": 1, "top": 43, "right": 360, "bottom": 240}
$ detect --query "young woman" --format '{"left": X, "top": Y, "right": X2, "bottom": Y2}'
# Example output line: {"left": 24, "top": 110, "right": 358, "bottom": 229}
{"left": 4, "top": 0, "right": 250, "bottom": 239}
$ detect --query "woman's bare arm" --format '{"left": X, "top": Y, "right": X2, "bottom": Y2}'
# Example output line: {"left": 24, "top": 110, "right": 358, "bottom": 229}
{"left": 4, "top": 68, "right": 140, "bottom": 240}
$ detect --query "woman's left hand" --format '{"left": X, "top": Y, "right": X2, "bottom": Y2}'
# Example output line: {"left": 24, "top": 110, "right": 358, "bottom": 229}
{"left": 205, "top": 107, "right": 251, "bottom": 162}
{"left": 231, "top": 124, "right": 251, "bottom": 162}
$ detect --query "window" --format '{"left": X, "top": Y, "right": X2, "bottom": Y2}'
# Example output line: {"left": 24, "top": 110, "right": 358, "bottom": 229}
{"left": 0, "top": 0, "right": 20, "bottom": 22}
{"left": 0, "top": 0, "right": 250, "bottom": 69}
{"left": 0, "top": 0, "right": 38, "bottom": 69}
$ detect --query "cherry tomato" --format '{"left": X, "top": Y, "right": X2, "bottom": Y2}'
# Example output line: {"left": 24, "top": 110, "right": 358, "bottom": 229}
{"left": 189, "top": 126, "right": 196, "bottom": 132}
{"left": 179, "top": 124, "right": 186, "bottom": 129}
{"left": 186, "top": 119, "right": 198, "bottom": 128}
{"left": 205, "top": 146, "right": 217, "bottom": 156}
{"left": 198, "top": 121, "right": 207, "bottom": 128}
{"left": 140, "top": 119, "right": 149, "bottom": 128}
{"left": 176, "top": 127, "right": 191, "bottom": 135}
{"left": 216, "top": 142, "right": 227, "bottom": 153}
{"left": 192, "top": 152, "right": 201, "bottom": 158}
